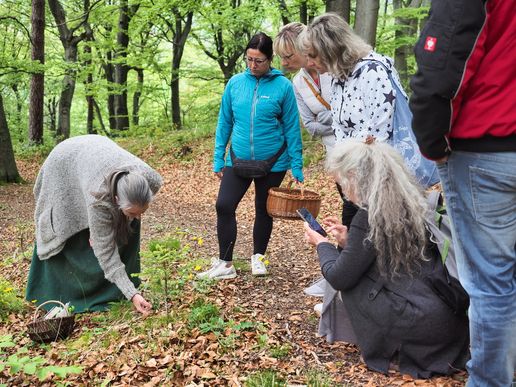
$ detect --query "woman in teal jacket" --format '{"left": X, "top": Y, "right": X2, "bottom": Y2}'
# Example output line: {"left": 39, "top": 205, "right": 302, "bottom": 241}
{"left": 199, "top": 32, "right": 303, "bottom": 280}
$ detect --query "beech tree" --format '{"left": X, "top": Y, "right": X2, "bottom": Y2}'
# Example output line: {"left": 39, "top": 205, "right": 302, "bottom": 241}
{"left": 0, "top": 93, "right": 20, "bottom": 183}
{"left": 192, "top": 0, "right": 264, "bottom": 83}
{"left": 326, "top": 0, "right": 350, "bottom": 22}
{"left": 47, "top": 0, "right": 92, "bottom": 139}
{"left": 28, "top": 0, "right": 44, "bottom": 144}
{"left": 355, "top": 0, "right": 380, "bottom": 47}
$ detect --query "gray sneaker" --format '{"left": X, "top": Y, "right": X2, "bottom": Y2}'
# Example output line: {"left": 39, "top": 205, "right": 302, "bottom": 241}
{"left": 304, "top": 277, "right": 327, "bottom": 297}
{"left": 196, "top": 258, "right": 237, "bottom": 280}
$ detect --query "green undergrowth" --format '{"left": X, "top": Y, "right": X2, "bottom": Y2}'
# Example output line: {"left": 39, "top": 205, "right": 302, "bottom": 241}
{"left": 0, "top": 279, "right": 26, "bottom": 321}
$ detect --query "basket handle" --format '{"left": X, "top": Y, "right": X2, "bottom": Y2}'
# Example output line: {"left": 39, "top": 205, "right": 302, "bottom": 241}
{"left": 286, "top": 179, "right": 305, "bottom": 198}
{"left": 33, "top": 300, "right": 68, "bottom": 323}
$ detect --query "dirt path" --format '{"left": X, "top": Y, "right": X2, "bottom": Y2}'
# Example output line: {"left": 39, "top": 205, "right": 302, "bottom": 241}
{"left": 0, "top": 141, "right": 466, "bottom": 386}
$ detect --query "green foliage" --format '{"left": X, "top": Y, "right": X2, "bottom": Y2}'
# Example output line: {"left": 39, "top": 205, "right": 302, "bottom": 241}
{"left": 0, "top": 278, "right": 26, "bottom": 320}
{"left": 0, "top": 335, "right": 82, "bottom": 382}
{"left": 187, "top": 300, "right": 223, "bottom": 332}
{"left": 245, "top": 370, "right": 286, "bottom": 387}
{"left": 139, "top": 236, "right": 192, "bottom": 319}
{"left": 306, "top": 368, "right": 335, "bottom": 387}
{"left": 269, "top": 343, "right": 291, "bottom": 359}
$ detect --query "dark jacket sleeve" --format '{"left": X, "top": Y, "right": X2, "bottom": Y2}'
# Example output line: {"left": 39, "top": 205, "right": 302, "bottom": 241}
{"left": 409, "top": 0, "right": 487, "bottom": 160}
{"left": 316, "top": 209, "right": 375, "bottom": 290}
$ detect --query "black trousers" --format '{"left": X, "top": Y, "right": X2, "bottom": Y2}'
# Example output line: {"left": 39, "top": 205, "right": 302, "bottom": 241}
{"left": 216, "top": 167, "right": 286, "bottom": 261}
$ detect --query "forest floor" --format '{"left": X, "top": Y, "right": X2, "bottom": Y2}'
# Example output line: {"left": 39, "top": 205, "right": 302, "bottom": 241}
{"left": 0, "top": 135, "right": 467, "bottom": 386}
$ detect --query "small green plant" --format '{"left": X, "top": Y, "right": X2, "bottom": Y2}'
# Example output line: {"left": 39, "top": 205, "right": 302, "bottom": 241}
{"left": 0, "top": 278, "right": 26, "bottom": 320}
{"left": 269, "top": 343, "right": 291, "bottom": 359}
{"left": 245, "top": 370, "right": 286, "bottom": 387}
{"left": 139, "top": 237, "right": 191, "bottom": 319}
{"left": 256, "top": 333, "right": 269, "bottom": 349}
{"left": 0, "top": 335, "right": 82, "bottom": 382}
{"left": 306, "top": 369, "right": 335, "bottom": 387}
{"left": 187, "top": 300, "right": 225, "bottom": 333}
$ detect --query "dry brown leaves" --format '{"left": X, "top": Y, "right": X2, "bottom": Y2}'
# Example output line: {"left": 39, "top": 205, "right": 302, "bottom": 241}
{"left": 0, "top": 138, "right": 467, "bottom": 386}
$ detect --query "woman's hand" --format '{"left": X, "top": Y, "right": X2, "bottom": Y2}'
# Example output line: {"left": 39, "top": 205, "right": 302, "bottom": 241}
{"left": 323, "top": 216, "right": 348, "bottom": 248}
{"left": 215, "top": 171, "right": 224, "bottom": 180}
{"left": 303, "top": 222, "right": 329, "bottom": 246}
{"left": 131, "top": 294, "right": 152, "bottom": 316}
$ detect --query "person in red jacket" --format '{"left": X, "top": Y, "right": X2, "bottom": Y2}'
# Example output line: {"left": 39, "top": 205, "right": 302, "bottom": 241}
{"left": 410, "top": 1, "right": 515, "bottom": 386}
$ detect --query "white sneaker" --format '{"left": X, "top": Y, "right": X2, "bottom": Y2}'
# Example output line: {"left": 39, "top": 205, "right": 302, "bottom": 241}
{"left": 196, "top": 258, "right": 236, "bottom": 280}
{"left": 251, "top": 254, "right": 268, "bottom": 276}
{"left": 314, "top": 303, "right": 323, "bottom": 317}
{"left": 304, "top": 277, "right": 327, "bottom": 297}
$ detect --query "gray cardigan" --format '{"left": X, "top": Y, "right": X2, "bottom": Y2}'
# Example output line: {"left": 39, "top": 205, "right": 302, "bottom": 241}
{"left": 33, "top": 135, "right": 162, "bottom": 300}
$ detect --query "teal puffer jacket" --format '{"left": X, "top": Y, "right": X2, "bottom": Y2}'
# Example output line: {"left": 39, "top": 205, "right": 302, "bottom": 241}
{"left": 213, "top": 68, "right": 304, "bottom": 182}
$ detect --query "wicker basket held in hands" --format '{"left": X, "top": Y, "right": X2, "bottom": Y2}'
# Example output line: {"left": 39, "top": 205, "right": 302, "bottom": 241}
{"left": 267, "top": 180, "right": 321, "bottom": 219}
{"left": 27, "top": 300, "right": 75, "bottom": 343}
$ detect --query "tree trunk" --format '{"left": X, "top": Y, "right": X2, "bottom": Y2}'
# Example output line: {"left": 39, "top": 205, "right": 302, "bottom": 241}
{"left": 394, "top": 0, "right": 423, "bottom": 87}
{"left": 113, "top": 0, "right": 139, "bottom": 131}
{"left": 420, "top": 0, "right": 431, "bottom": 30}
{"left": 0, "top": 94, "right": 21, "bottom": 183}
{"left": 299, "top": 1, "right": 308, "bottom": 25}
{"left": 93, "top": 99, "right": 108, "bottom": 135}
{"left": 46, "top": 97, "right": 58, "bottom": 132}
{"left": 354, "top": 0, "right": 380, "bottom": 47}
{"left": 84, "top": 40, "right": 96, "bottom": 134}
{"left": 325, "top": 0, "right": 351, "bottom": 23}
{"left": 277, "top": 0, "right": 290, "bottom": 25}
{"left": 132, "top": 68, "right": 143, "bottom": 126}
{"left": 48, "top": 0, "right": 88, "bottom": 140}
{"left": 104, "top": 51, "right": 117, "bottom": 130}
{"left": 56, "top": 45, "right": 78, "bottom": 140}
{"left": 28, "top": 0, "right": 45, "bottom": 145}
{"left": 171, "top": 10, "right": 193, "bottom": 130}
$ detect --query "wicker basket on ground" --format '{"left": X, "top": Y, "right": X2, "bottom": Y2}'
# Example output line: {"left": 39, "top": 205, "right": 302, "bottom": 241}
{"left": 27, "top": 300, "right": 75, "bottom": 343}
{"left": 267, "top": 180, "right": 321, "bottom": 219}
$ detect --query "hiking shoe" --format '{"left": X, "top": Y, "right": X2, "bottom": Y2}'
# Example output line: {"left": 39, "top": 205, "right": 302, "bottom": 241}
{"left": 251, "top": 254, "right": 268, "bottom": 276}
{"left": 304, "top": 277, "right": 327, "bottom": 297}
{"left": 196, "top": 258, "right": 236, "bottom": 280}
{"left": 314, "top": 303, "right": 323, "bottom": 317}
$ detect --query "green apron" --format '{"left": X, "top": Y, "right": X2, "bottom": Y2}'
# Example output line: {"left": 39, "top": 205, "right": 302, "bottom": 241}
{"left": 26, "top": 222, "right": 141, "bottom": 313}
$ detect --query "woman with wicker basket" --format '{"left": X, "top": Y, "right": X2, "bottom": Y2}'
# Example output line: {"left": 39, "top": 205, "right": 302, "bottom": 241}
{"left": 302, "top": 138, "right": 469, "bottom": 378}
{"left": 198, "top": 32, "right": 303, "bottom": 280}
{"left": 272, "top": 22, "right": 335, "bottom": 299}
{"left": 26, "top": 135, "right": 162, "bottom": 315}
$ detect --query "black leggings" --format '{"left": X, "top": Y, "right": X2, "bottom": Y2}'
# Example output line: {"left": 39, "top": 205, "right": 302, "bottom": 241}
{"left": 216, "top": 167, "right": 286, "bottom": 261}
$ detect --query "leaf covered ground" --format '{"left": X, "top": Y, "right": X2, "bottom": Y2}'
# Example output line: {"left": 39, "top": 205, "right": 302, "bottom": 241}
{"left": 0, "top": 135, "right": 467, "bottom": 386}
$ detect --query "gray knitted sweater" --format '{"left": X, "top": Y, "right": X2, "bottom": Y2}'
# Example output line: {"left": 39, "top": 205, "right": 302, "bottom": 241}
{"left": 34, "top": 135, "right": 162, "bottom": 300}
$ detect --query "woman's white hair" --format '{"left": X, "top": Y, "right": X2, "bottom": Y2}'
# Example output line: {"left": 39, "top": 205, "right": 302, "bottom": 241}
{"left": 273, "top": 22, "right": 306, "bottom": 57}
{"left": 92, "top": 170, "right": 153, "bottom": 244}
{"left": 299, "top": 13, "right": 372, "bottom": 80}
{"left": 326, "top": 139, "right": 429, "bottom": 278}
{"left": 116, "top": 172, "right": 153, "bottom": 210}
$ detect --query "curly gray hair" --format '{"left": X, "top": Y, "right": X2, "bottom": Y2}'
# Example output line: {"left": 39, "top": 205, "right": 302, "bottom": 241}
{"left": 299, "top": 13, "right": 371, "bottom": 80}
{"left": 326, "top": 139, "right": 429, "bottom": 278}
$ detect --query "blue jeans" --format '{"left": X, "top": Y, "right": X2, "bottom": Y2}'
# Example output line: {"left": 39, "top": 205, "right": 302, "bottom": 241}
{"left": 437, "top": 151, "right": 516, "bottom": 387}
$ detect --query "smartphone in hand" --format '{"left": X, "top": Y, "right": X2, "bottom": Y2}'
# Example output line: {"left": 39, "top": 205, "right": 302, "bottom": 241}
{"left": 297, "top": 208, "right": 327, "bottom": 237}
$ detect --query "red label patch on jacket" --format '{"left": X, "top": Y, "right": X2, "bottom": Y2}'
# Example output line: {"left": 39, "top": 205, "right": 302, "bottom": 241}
{"left": 424, "top": 36, "right": 437, "bottom": 52}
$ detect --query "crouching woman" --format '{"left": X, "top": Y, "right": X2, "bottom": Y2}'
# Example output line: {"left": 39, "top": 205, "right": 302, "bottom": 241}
{"left": 303, "top": 138, "right": 469, "bottom": 378}
{"left": 26, "top": 135, "right": 162, "bottom": 315}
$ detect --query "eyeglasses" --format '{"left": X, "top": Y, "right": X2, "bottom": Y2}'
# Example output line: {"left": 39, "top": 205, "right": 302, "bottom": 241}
{"left": 279, "top": 53, "right": 295, "bottom": 61}
{"left": 245, "top": 57, "right": 268, "bottom": 65}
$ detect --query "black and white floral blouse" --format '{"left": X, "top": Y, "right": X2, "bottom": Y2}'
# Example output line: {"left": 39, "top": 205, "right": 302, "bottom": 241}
{"left": 330, "top": 51, "right": 402, "bottom": 143}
